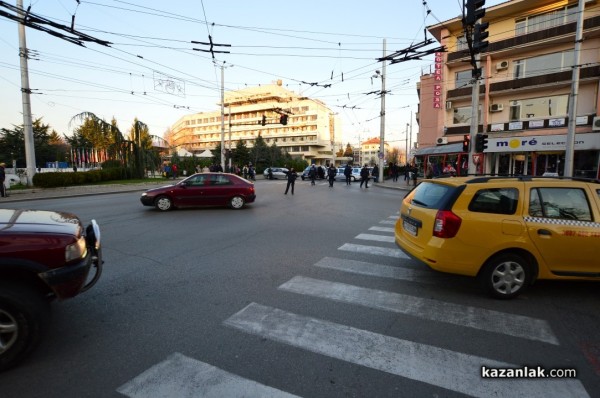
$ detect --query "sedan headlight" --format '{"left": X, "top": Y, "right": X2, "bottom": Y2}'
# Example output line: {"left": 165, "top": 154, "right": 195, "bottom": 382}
{"left": 65, "top": 236, "right": 87, "bottom": 262}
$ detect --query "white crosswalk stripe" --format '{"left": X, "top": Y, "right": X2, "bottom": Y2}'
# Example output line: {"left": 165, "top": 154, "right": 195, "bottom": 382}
{"left": 338, "top": 243, "right": 409, "bottom": 259}
{"left": 314, "top": 257, "right": 430, "bottom": 282}
{"left": 354, "top": 233, "right": 396, "bottom": 243}
{"left": 378, "top": 219, "right": 396, "bottom": 225}
{"left": 224, "top": 303, "right": 588, "bottom": 398}
{"left": 368, "top": 226, "right": 394, "bottom": 233}
{"left": 117, "top": 352, "right": 299, "bottom": 398}
{"left": 279, "top": 275, "right": 559, "bottom": 345}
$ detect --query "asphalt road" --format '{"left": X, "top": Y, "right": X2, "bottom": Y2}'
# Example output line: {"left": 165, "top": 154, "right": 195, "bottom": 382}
{"left": 1, "top": 179, "right": 599, "bottom": 398}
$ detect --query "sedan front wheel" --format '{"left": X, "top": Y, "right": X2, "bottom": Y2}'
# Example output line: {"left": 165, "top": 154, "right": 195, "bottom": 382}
{"left": 155, "top": 195, "right": 173, "bottom": 211}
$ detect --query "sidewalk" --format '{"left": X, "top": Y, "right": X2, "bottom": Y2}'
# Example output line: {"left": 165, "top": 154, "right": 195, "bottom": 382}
{"left": 1, "top": 180, "right": 173, "bottom": 203}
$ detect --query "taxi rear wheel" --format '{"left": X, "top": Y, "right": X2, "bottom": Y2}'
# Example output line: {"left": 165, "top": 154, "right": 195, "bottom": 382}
{"left": 480, "top": 253, "right": 531, "bottom": 299}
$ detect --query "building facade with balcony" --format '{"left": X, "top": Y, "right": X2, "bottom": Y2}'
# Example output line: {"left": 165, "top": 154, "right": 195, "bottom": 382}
{"left": 166, "top": 81, "right": 339, "bottom": 165}
{"left": 353, "top": 137, "right": 390, "bottom": 166}
{"left": 415, "top": 0, "right": 600, "bottom": 178}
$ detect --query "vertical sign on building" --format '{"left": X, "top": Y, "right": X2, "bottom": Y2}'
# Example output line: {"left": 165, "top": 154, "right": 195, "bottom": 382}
{"left": 433, "top": 52, "right": 443, "bottom": 109}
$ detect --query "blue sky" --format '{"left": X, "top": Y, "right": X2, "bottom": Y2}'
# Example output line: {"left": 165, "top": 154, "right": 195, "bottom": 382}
{"left": 0, "top": 0, "right": 504, "bottom": 150}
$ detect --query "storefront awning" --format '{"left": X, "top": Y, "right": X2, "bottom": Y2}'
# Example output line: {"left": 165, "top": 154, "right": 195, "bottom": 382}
{"left": 415, "top": 143, "right": 463, "bottom": 156}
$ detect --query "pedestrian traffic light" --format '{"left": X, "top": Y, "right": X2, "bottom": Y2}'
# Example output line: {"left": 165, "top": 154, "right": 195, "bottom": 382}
{"left": 280, "top": 114, "right": 288, "bottom": 125}
{"left": 475, "top": 134, "right": 488, "bottom": 152}
{"left": 473, "top": 22, "right": 489, "bottom": 55}
{"left": 462, "top": 134, "right": 470, "bottom": 152}
{"left": 261, "top": 115, "right": 266, "bottom": 126}
{"left": 465, "top": 0, "right": 485, "bottom": 26}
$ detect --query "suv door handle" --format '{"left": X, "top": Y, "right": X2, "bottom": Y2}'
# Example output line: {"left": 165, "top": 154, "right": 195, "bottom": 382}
{"left": 537, "top": 229, "right": 552, "bottom": 236}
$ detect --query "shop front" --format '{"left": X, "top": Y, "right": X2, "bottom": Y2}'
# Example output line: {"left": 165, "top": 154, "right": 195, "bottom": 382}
{"left": 484, "top": 133, "right": 600, "bottom": 178}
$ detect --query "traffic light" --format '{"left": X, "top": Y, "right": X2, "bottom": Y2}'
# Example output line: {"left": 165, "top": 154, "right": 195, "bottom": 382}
{"left": 280, "top": 114, "right": 288, "bottom": 125}
{"left": 465, "top": 0, "right": 485, "bottom": 26}
{"left": 261, "top": 115, "right": 266, "bottom": 126}
{"left": 462, "top": 134, "right": 470, "bottom": 153}
{"left": 475, "top": 134, "right": 488, "bottom": 152}
{"left": 473, "top": 22, "right": 489, "bottom": 54}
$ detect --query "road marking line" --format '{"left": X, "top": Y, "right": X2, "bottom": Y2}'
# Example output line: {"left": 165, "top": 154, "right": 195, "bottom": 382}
{"left": 314, "top": 257, "right": 433, "bottom": 282}
{"left": 117, "top": 352, "right": 299, "bottom": 398}
{"left": 355, "top": 233, "right": 395, "bottom": 243}
{"left": 224, "top": 303, "right": 586, "bottom": 398}
{"left": 338, "top": 243, "right": 409, "bottom": 259}
{"left": 369, "top": 226, "right": 394, "bottom": 233}
{"left": 279, "top": 276, "right": 559, "bottom": 345}
{"left": 388, "top": 215, "right": 399, "bottom": 220}
{"left": 379, "top": 220, "right": 396, "bottom": 225}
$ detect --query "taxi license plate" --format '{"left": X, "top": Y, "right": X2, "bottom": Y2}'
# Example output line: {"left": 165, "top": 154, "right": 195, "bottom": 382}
{"left": 403, "top": 220, "right": 417, "bottom": 236}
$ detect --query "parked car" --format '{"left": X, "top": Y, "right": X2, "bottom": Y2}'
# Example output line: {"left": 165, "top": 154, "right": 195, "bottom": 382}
{"left": 300, "top": 165, "right": 327, "bottom": 180}
{"left": 395, "top": 176, "right": 600, "bottom": 299}
{"left": 140, "top": 172, "right": 256, "bottom": 211}
{"left": 334, "top": 167, "right": 362, "bottom": 182}
{"left": 0, "top": 209, "right": 102, "bottom": 371}
{"left": 263, "top": 167, "right": 289, "bottom": 180}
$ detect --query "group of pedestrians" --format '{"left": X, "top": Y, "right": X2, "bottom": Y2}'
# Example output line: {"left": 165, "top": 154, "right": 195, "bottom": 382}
{"left": 284, "top": 163, "right": 380, "bottom": 195}
{"left": 0, "top": 162, "right": 6, "bottom": 198}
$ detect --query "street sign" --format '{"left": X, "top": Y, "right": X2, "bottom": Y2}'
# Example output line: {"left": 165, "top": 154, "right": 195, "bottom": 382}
{"left": 378, "top": 152, "right": 384, "bottom": 159}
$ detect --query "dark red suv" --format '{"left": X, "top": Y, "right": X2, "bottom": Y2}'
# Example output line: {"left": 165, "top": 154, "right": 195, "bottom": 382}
{"left": 0, "top": 209, "right": 102, "bottom": 371}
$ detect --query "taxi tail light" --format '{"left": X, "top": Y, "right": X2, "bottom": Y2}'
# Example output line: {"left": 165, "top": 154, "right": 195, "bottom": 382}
{"left": 433, "top": 210, "right": 462, "bottom": 238}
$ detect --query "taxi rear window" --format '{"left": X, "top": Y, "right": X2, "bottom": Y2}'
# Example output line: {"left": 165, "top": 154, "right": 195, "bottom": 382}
{"left": 409, "top": 182, "right": 457, "bottom": 209}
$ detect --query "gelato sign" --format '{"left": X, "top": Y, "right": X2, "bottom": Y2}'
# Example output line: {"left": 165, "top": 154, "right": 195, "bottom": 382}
{"left": 485, "top": 133, "right": 600, "bottom": 153}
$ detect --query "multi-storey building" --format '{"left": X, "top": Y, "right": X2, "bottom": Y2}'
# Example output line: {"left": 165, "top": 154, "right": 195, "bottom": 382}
{"left": 353, "top": 137, "right": 390, "bottom": 166}
{"left": 415, "top": 0, "right": 600, "bottom": 179}
{"left": 166, "top": 81, "right": 339, "bottom": 165}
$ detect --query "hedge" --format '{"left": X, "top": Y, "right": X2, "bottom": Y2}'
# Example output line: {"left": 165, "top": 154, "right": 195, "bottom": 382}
{"left": 31, "top": 168, "right": 134, "bottom": 188}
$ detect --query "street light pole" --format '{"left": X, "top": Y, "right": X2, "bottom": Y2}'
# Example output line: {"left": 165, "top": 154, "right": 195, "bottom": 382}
{"left": 378, "top": 39, "right": 386, "bottom": 183}
{"left": 17, "top": 0, "right": 36, "bottom": 186}
{"left": 217, "top": 61, "right": 233, "bottom": 171}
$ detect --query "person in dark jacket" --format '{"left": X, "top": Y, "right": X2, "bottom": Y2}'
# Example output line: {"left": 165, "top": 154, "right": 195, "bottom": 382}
{"left": 360, "top": 164, "right": 370, "bottom": 188}
{"left": 327, "top": 165, "right": 337, "bottom": 187}
{"left": 284, "top": 167, "right": 298, "bottom": 195}
{"left": 309, "top": 164, "right": 317, "bottom": 186}
{"left": 0, "top": 162, "right": 6, "bottom": 198}
{"left": 343, "top": 164, "right": 352, "bottom": 185}
{"left": 371, "top": 164, "right": 379, "bottom": 183}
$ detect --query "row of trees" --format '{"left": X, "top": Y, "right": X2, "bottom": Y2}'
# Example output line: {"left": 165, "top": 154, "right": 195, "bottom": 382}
{"left": 0, "top": 112, "right": 162, "bottom": 179}
{"left": 0, "top": 113, "right": 308, "bottom": 181}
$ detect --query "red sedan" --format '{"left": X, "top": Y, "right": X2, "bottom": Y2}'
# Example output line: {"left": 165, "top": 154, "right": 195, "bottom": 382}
{"left": 140, "top": 173, "right": 256, "bottom": 211}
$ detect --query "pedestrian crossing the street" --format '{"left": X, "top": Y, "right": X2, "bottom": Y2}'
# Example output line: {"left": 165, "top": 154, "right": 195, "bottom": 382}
{"left": 118, "top": 215, "right": 591, "bottom": 397}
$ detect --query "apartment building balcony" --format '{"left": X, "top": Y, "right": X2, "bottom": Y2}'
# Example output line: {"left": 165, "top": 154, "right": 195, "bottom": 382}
{"left": 447, "top": 15, "right": 600, "bottom": 64}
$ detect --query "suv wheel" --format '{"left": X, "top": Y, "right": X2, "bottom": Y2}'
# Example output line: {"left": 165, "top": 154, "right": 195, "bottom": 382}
{"left": 0, "top": 284, "right": 50, "bottom": 371}
{"left": 480, "top": 253, "right": 531, "bottom": 299}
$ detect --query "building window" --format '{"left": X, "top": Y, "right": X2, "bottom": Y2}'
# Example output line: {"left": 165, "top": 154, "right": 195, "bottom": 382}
{"left": 508, "top": 95, "right": 569, "bottom": 121}
{"left": 453, "top": 106, "right": 481, "bottom": 124}
{"left": 455, "top": 69, "right": 473, "bottom": 89}
{"left": 513, "top": 50, "right": 573, "bottom": 79}
{"left": 515, "top": 5, "right": 577, "bottom": 35}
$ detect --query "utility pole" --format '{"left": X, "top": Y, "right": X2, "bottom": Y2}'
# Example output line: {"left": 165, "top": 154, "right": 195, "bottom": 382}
{"left": 228, "top": 106, "right": 232, "bottom": 171}
{"left": 409, "top": 111, "right": 413, "bottom": 163}
{"left": 564, "top": 0, "right": 585, "bottom": 177}
{"left": 378, "top": 39, "right": 386, "bottom": 183}
{"left": 17, "top": 0, "right": 36, "bottom": 185}
{"left": 217, "top": 61, "right": 232, "bottom": 171}
{"left": 219, "top": 63, "right": 225, "bottom": 170}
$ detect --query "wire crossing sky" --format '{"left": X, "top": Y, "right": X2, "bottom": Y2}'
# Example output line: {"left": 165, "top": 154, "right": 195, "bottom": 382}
{"left": 0, "top": 0, "right": 505, "bottom": 147}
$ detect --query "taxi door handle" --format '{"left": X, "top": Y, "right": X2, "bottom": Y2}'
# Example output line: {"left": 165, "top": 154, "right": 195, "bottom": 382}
{"left": 537, "top": 229, "right": 552, "bottom": 236}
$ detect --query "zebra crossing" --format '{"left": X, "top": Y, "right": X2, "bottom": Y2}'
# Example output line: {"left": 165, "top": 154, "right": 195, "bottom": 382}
{"left": 118, "top": 215, "right": 591, "bottom": 398}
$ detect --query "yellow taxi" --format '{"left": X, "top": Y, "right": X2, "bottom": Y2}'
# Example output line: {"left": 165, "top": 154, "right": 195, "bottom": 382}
{"left": 395, "top": 176, "right": 600, "bottom": 299}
